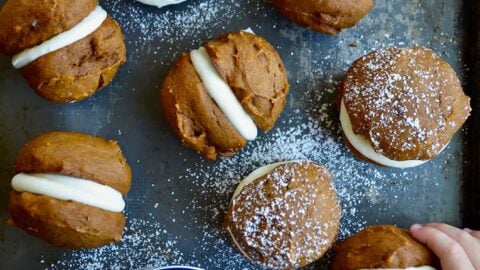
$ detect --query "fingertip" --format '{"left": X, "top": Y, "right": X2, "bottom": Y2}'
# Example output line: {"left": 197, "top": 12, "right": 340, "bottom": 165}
{"left": 409, "top": 224, "right": 429, "bottom": 244}
{"left": 410, "top": 223, "right": 423, "bottom": 232}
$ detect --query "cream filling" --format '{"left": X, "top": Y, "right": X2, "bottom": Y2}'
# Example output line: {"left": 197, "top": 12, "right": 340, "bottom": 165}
{"left": 135, "top": 0, "right": 187, "bottom": 8}
{"left": 232, "top": 161, "right": 291, "bottom": 200}
{"left": 226, "top": 226, "right": 255, "bottom": 263}
{"left": 190, "top": 47, "right": 258, "bottom": 141}
{"left": 340, "top": 100, "right": 430, "bottom": 169}
{"left": 12, "top": 6, "right": 107, "bottom": 69}
{"left": 242, "top": 27, "right": 255, "bottom": 34}
{"left": 11, "top": 173, "right": 125, "bottom": 212}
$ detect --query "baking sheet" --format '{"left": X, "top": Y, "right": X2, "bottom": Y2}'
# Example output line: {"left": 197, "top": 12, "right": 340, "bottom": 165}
{"left": 0, "top": 0, "right": 476, "bottom": 269}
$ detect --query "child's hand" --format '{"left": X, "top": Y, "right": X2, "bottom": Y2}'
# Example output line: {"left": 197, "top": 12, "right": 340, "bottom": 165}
{"left": 410, "top": 223, "right": 480, "bottom": 270}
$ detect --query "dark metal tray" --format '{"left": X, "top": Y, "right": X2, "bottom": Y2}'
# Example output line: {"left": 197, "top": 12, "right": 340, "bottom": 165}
{"left": 0, "top": 0, "right": 478, "bottom": 269}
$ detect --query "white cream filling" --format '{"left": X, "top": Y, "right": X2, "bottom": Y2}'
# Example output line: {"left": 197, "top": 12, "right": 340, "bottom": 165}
{"left": 226, "top": 226, "right": 255, "bottom": 263}
{"left": 340, "top": 100, "right": 429, "bottom": 169}
{"left": 242, "top": 27, "right": 255, "bottom": 34}
{"left": 190, "top": 47, "right": 257, "bottom": 140}
{"left": 135, "top": 0, "right": 187, "bottom": 8}
{"left": 232, "top": 161, "right": 291, "bottom": 200}
{"left": 11, "top": 173, "right": 125, "bottom": 212}
{"left": 12, "top": 6, "right": 107, "bottom": 69}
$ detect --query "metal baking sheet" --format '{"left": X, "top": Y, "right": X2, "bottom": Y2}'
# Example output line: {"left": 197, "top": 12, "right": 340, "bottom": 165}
{"left": 0, "top": 0, "right": 477, "bottom": 269}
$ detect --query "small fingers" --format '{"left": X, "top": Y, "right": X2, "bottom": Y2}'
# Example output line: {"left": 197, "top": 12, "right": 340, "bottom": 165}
{"left": 410, "top": 224, "right": 475, "bottom": 270}
{"left": 424, "top": 223, "right": 480, "bottom": 268}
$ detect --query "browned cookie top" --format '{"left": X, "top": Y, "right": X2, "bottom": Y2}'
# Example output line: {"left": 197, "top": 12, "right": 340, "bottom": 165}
{"left": 0, "top": 0, "right": 98, "bottom": 55}
{"left": 225, "top": 161, "right": 340, "bottom": 269}
{"left": 20, "top": 17, "right": 127, "bottom": 103}
{"left": 14, "top": 131, "right": 131, "bottom": 195}
{"left": 340, "top": 47, "right": 471, "bottom": 161}
{"left": 161, "top": 53, "right": 247, "bottom": 160}
{"left": 205, "top": 31, "right": 289, "bottom": 131}
{"left": 272, "top": 0, "right": 373, "bottom": 35}
{"left": 332, "top": 225, "right": 437, "bottom": 270}
{"left": 9, "top": 191, "right": 125, "bottom": 249}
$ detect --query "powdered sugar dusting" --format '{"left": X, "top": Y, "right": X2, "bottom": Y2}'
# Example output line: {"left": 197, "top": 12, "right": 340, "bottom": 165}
{"left": 41, "top": 0, "right": 466, "bottom": 269}
{"left": 106, "top": 0, "right": 270, "bottom": 56}
{"left": 109, "top": 1, "right": 224, "bottom": 43}
{"left": 342, "top": 47, "right": 470, "bottom": 160}
{"left": 43, "top": 216, "right": 184, "bottom": 269}
{"left": 226, "top": 161, "right": 340, "bottom": 269}
{"left": 47, "top": 86, "right": 435, "bottom": 269}
{"left": 41, "top": 87, "right": 382, "bottom": 269}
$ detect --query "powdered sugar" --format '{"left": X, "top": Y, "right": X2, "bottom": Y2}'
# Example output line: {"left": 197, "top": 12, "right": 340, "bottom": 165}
{"left": 44, "top": 216, "right": 185, "bottom": 269}
{"left": 46, "top": 80, "right": 455, "bottom": 269}
{"left": 342, "top": 47, "right": 470, "bottom": 160}
{"left": 106, "top": 0, "right": 270, "bottom": 56}
{"left": 226, "top": 162, "right": 340, "bottom": 269}
{"left": 40, "top": 0, "right": 466, "bottom": 269}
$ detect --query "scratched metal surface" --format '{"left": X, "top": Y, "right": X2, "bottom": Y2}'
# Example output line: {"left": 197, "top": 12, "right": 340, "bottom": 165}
{"left": 0, "top": 0, "right": 476, "bottom": 269}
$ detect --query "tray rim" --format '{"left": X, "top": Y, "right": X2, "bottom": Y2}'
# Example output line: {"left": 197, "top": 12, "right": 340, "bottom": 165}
{"left": 463, "top": 0, "right": 480, "bottom": 228}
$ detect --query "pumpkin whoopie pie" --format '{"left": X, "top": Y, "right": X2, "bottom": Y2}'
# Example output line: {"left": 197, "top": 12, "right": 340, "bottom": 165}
{"left": 0, "top": 0, "right": 126, "bottom": 103}
{"left": 8, "top": 131, "right": 131, "bottom": 249}
{"left": 332, "top": 225, "right": 438, "bottom": 270}
{"left": 272, "top": 0, "right": 374, "bottom": 34}
{"left": 224, "top": 161, "right": 340, "bottom": 269}
{"left": 161, "top": 30, "right": 289, "bottom": 160}
{"left": 339, "top": 47, "right": 471, "bottom": 168}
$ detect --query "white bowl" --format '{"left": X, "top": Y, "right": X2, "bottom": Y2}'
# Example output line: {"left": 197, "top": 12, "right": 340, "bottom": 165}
{"left": 143, "top": 266, "right": 203, "bottom": 270}
{"left": 136, "top": 0, "right": 187, "bottom": 8}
